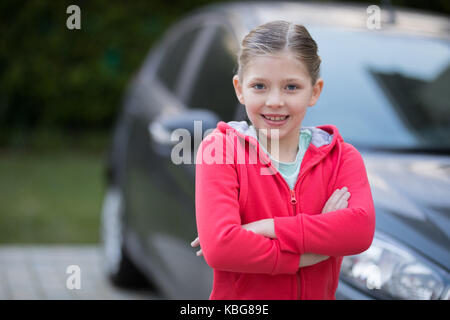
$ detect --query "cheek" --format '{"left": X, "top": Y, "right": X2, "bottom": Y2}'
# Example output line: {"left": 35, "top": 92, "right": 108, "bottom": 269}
{"left": 243, "top": 96, "right": 264, "bottom": 112}
{"left": 243, "top": 90, "right": 265, "bottom": 102}
{"left": 287, "top": 94, "right": 311, "bottom": 109}
{"left": 290, "top": 91, "right": 310, "bottom": 102}
{"left": 245, "top": 106, "right": 263, "bottom": 124}
{"left": 245, "top": 107, "right": 261, "bottom": 121}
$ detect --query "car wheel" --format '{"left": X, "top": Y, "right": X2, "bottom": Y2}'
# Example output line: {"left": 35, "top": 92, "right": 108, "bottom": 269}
{"left": 100, "top": 185, "right": 150, "bottom": 288}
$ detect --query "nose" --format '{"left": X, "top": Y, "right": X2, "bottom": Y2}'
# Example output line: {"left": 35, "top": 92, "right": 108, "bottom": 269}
{"left": 265, "top": 89, "right": 284, "bottom": 107}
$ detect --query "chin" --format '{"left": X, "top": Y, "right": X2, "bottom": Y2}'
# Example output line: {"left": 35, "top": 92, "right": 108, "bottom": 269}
{"left": 256, "top": 127, "right": 287, "bottom": 139}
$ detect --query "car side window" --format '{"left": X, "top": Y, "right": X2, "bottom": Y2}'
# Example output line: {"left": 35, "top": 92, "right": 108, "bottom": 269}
{"left": 185, "top": 26, "right": 238, "bottom": 122}
{"left": 156, "top": 26, "right": 201, "bottom": 93}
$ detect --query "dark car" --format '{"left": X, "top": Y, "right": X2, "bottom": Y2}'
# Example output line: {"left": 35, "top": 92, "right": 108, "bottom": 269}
{"left": 100, "top": 1, "right": 450, "bottom": 299}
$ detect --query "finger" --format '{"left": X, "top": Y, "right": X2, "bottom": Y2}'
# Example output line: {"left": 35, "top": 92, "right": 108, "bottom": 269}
{"left": 331, "top": 188, "right": 342, "bottom": 198}
{"left": 191, "top": 237, "right": 199, "bottom": 247}
{"left": 333, "top": 188, "right": 349, "bottom": 204}
{"left": 335, "top": 198, "right": 348, "bottom": 210}
{"left": 328, "top": 188, "right": 345, "bottom": 205}
{"left": 328, "top": 191, "right": 350, "bottom": 212}
{"left": 332, "top": 188, "right": 341, "bottom": 194}
{"left": 322, "top": 189, "right": 339, "bottom": 213}
{"left": 337, "top": 192, "right": 351, "bottom": 207}
{"left": 323, "top": 188, "right": 348, "bottom": 214}
{"left": 322, "top": 199, "right": 332, "bottom": 213}
{"left": 196, "top": 249, "right": 203, "bottom": 256}
{"left": 325, "top": 188, "right": 341, "bottom": 205}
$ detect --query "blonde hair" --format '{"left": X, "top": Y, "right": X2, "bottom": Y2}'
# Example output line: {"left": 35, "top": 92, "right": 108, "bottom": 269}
{"left": 237, "top": 20, "right": 321, "bottom": 86}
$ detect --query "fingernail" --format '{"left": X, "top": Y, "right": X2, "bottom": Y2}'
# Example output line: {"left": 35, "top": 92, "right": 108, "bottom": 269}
{"left": 343, "top": 187, "right": 348, "bottom": 191}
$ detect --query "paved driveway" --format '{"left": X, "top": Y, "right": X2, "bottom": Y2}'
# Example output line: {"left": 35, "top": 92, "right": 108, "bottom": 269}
{"left": 0, "top": 245, "right": 159, "bottom": 300}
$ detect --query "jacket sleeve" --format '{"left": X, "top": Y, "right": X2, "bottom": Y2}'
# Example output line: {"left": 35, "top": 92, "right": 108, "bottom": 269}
{"left": 273, "top": 143, "right": 375, "bottom": 257}
{"left": 195, "top": 132, "right": 300, "bottom": 274}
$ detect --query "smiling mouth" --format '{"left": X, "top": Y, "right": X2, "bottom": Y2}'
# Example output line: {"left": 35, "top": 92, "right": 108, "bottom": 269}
{"left": 262, "top": 114, "right": 289, "bottom": 121}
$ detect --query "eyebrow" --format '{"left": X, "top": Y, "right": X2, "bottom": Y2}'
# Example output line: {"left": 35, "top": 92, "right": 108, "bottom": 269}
{"left": 249, "top": 77, "right": 304, "bottom": 83}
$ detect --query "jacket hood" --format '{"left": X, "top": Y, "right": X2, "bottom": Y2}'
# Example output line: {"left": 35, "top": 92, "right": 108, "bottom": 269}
{"left": 215, "top": 121, "right": 345, "bottom": 184}
{"left": 217, "top": 120, "right": 343, "bottom": 155}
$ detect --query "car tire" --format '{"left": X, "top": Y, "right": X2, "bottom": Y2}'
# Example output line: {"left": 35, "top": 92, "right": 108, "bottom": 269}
{"left": 100, "top": 185, "right": 150, "bottom": 288}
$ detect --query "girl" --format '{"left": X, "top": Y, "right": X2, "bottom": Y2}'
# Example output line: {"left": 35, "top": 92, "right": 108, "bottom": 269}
{"left": 191, "top": 20, "right": 375, "bottom": 300}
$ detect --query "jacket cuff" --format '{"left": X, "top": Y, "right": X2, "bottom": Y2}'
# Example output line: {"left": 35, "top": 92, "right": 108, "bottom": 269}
{"left": 274, "top": 215, "right": 304, "bottom": 254}
{"left": 271, "top": 241, "right": 301, "bottom": 275}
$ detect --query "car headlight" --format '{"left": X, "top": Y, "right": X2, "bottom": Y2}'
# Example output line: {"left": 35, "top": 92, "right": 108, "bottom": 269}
{"left": 340, "top": 232, "right": 447, "bottom": 300}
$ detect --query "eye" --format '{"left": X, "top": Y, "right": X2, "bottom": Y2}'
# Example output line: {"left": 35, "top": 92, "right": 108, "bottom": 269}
{"left": 252, "top": 83, "right": 265, "bottom": 90}
{"left": 286, "top": 84, "right": 299, "bottom": 91}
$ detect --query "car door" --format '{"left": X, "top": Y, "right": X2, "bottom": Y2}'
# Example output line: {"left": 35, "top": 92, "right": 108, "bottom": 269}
{"left": 144, "top": 18, "right": 242, "bottom": 298}
{"left": 159, "top": 20, "right": 241, "bottom": 246}
{"left": 125, "top": 13, "right": 241, "bottom": 297}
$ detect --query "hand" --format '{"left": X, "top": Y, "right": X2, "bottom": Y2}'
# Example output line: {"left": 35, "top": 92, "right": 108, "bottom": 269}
{"left": 190, "top": 217, "right": 276, "bottom": 258}
{"left": 191, "top": 236, "right": 203, "bottom": 256}
{"left": 299, "top": 253, "right": 329, "bottom": 267}
{"left": 242, "top": 218, "right": 276, "bottom": 238}
{"left": 298, "top": 187, "right": 350, "bottom": 268}
{"left": 321, "top": 187, "right": 351, "bottom": 214}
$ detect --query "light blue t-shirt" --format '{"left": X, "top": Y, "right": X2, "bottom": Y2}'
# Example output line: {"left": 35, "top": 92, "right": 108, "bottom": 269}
{"left": 253, "top": 127, "right": 312, "bottom": 190}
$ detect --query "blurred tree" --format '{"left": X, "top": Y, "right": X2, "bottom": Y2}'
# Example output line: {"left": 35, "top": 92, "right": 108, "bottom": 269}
{"left": 0, "top": 0, "right": 224, "bottom": 147}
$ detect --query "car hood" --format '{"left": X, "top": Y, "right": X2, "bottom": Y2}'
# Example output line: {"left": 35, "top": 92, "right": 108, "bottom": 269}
{"left": 362, "top": 151, "right": 450, "bottom": 269}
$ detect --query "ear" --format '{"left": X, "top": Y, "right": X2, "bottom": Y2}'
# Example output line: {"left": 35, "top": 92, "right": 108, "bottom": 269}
{"left": 233, "top": 75, "right": 245, "bottom": 105}
{"left": 308, "top": 78, "right": 324, "bottom": 107}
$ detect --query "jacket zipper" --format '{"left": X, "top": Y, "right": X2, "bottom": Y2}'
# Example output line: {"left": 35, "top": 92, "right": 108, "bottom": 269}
{"left": 289, "top": 189, "right": 302, "bottom": 300}
{"left": 290, "top": 189, "right": 297, "bottom": 206}
{"left": 274, "top": 152, "right": 320, "bottom": 299}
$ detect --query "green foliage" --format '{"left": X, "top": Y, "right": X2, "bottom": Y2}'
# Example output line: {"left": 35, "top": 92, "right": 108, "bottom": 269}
{"left": 0, "top": 0, "right": 222, "bottom": 147}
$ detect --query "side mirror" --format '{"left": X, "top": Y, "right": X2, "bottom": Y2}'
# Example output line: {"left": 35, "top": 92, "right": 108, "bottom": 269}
{"left": 148, "top": 109, "right": 220, "bottom": 157}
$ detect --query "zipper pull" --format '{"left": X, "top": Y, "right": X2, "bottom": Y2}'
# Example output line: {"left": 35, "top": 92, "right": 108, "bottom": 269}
{"left": 290, "top": 189, "right": 297, "bottom": 204}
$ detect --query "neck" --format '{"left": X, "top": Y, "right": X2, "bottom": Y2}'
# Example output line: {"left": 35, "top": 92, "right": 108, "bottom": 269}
{"left": 258, "top": 128, "right": 300, "bottom": 163}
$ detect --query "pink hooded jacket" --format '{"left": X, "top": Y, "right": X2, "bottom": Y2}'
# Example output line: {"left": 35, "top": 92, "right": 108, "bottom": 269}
{"left": 195, "top": 121, "right": 375, "bottom": 300}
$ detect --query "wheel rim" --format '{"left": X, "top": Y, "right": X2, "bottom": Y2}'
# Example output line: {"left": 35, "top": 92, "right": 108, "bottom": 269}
{"left": 101, "top": 186, "right": 124, "bottom": 276}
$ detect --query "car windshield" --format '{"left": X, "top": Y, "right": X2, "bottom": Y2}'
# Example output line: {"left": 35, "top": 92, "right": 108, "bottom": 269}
{"left": 300, "top": 26, "right": 450, "bottom": 150}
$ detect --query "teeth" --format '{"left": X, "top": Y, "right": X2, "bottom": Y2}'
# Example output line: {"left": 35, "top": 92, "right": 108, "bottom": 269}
{"left": 264, "top": 115, "right": 288, "bottom": 121}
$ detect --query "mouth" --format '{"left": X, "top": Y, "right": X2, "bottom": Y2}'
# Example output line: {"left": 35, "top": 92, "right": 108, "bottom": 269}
{"left": 260, "top": 114, "right": 290, "bottom": 126}
{"left": 261, "top": 114, "right": 289, "bottom": 121}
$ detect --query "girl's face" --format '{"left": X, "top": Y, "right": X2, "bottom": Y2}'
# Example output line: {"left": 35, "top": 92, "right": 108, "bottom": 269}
{"left": 233, "top": 50, "right": 323, "bottom": 144}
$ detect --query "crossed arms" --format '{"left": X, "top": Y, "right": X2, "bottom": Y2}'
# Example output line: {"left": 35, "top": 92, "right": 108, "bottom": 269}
{"left": 192, "top": 187, "right": 351, "bottom": 268}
